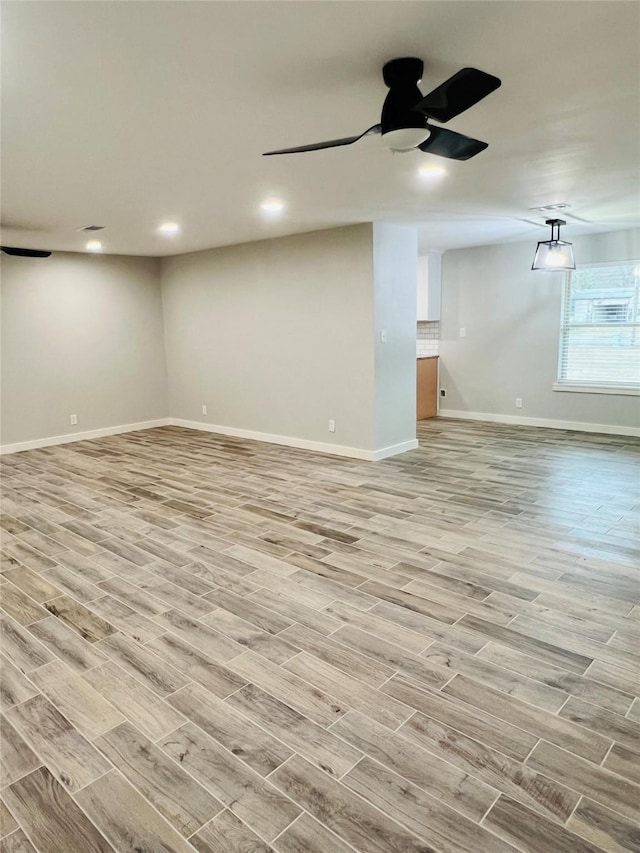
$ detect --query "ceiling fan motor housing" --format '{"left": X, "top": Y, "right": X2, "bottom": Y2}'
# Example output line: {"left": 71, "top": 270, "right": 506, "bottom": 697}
{"left": 381, "top": 57, "right": 430, "bottom": 150}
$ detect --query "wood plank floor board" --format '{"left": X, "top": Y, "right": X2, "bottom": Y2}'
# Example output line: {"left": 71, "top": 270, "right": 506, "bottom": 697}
{"left": 0, "top": 715, "right": 41, "bottom": 787}
{"left": 277, "top": 624, "right": 395, "bottom": 689}
{"left": 283, "top": 651, "right": 413, "bottom": 730}
{"left": 273, "top": 813, "right": 354, "bottom": 853}
{"left": 1, "top": 420, "right": 638, "bottom": 852}
{"left": 0, "top": 798, "right": 18, "bottom": 839}
{"left": 167, "top": 683, "right": 293, "bottom": 777}
{"left": 527, "top": 740, "right": 640, "bottom": 822}
{"left": 248, "top": 588, "right": 342, "bottom": 636}
{"left": 39, "top": 566, "right": 102, "bottom": 604}
{"left": 0, "top": 616, "right": 53, "bottom": 673}
{"left": 0, "top": 830, "right": 38, "bottom": 853}
{"left": 152, "top": 609, "right": 244, "bottom": 664}
{"left": 86, "top": 593, "right": 165, "bottom": 644}
{"left": 26, "top": 616, "right": 109, "bottom": 673}
{"left": 227, "top": 651, "right": 348, "bottom": 727}
{"left": 0, "top": 657, "right": 38, "bottom": 713}
{"left": 558, "top": 695, "right": 640, "bottom": 752}
{"left": 321, "top": 601, "right": 432, "bottom": 654}
{"left": 93, "top": 721, "right": 223, "bottom": 836}
{"left": 0, "top": 568, "right": 61, "bottom": 606}
{"left": 75, "top": 769, "right": 195, "bottom": 852}
{"left": 0, "top": 583, "right": 49, "bottom": 627}
{"left": 145, "top": 632, "right": 248, "bottom": 699}
{"left": 382, "top": 674, "right": 538, "bottom": 761}
{"left": 330, "top": 709, "right": 497, "bottom": 821}
{"left": 476, "top": 643, "right": 635, "bottom": 716}
{"left": 159, "top": 723, "right": 301, "bottom": 842}
{"left": 341, "top": 756, "right": 519, "bottom": 853}
{"left": 270, "top": 753, "right": 442, "bottom": 853}
{"left": 421, "top": 641, "right": 569, "bottom": 712}
{"left": 96, "top": 632, "right": 191, "bottom": 697}
{"left": 398, "top": 709, "right": 580, "bottom": 823}
{"left": 368, "top": 600, "right": 488, "bottom": 654}
{"left": 5, "top": 695, "right": 111, "bottom": 792}
{"left": 567, "top": 797, "right": 640, "bottom": 853}
{"left": 456, "top": 614, "right": 594, "bottom": 674}
{"left": 95, "top": 575, "right": 170, "bottom": 616}
{"left": 329, "top": 624, "right": 452, "bottom": 690}
{"left": 190, "top": 809, "right": 273, "bottom": 853}
{"left": 3, "top": 767, "right": 114, "bottom": 853}
{"left": 41, "top": 595, "right": 116, "bottom": 643}
{"left": 226, "top": 683, "right": 362, "bottom": 779}
{"left": 204, "top": 589, "right": 293, "bottom": 635}
{"left": 82, "top": 661, "right": 187, "bottom": 742}
{"left": 443, "top": 674, "right": 612, "bottom": 763}
{"left": 201, "top": 608, "right": 299, "bottom": 665}
{"left": 483, "top": 794, "right": 605, "bottom": 853}
{"left": 602, "top": 743, "right": 640, "bottom": 785}
{"left": 28, "top": 660, "right": 125, "bottom": 740}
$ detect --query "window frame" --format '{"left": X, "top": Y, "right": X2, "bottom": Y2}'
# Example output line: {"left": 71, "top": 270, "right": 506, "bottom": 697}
{"left": 554, "top": 259, "right": 640, "bottom": 396}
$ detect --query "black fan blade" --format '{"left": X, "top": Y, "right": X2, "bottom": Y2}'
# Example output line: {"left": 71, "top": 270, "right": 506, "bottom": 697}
{"left": 413, "top": 68, "right": 501, "bottom": 123}
{"left": 263, "top": 124, "right": 381, "bottom": 155}
{"left": 1, "top": 246, "right": 51, "bottom": 257}
{"left": 418, "top": 126, "right": 488, "bottom": 160}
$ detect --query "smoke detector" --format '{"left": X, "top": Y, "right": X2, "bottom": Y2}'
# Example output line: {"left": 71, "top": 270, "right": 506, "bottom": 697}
{"left": 77, "top": 225, "right": 106, "bottom": 232}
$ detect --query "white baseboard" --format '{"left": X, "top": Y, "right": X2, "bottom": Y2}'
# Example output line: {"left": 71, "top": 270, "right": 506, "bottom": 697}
{"left": 371, "top": 439, "right": 420, "bottom": 460}
{"left": 170, "top": 419, "right": 418, "bottom": 461}
{"left": 0, "top": 417, "right": 419, "bottom": 461}
{"left": 438, "top": 409, "right": 640, "bottom": 438}
{"left": 0, "top": 418, "right": 172, "bottom": 455}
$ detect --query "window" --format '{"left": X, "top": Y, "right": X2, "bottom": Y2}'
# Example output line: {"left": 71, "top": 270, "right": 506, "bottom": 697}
{"left": 557, "top": 261, "right": 640, "bottom": 391}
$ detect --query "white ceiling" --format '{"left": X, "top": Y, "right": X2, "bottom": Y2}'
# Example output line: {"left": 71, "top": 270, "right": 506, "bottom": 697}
{"left": 1, "top": 1, "right": 639, "bottom": 257}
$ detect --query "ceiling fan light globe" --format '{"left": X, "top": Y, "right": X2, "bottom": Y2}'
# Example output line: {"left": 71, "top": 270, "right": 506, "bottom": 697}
{"left": 381, "top": 127, "right": 431, "bottom": 152}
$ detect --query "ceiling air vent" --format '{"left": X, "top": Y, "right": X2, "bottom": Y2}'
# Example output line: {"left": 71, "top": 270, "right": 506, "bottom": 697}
{"left": 528, "top": 203, "right": 570, "bottom": 213}
{"left": 77, "top": 225, "right": 105, "bottom": 232}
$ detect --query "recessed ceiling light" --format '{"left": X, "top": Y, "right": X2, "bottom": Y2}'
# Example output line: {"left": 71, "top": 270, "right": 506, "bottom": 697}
{"left": 158, "top": 222, "right": 180, "bottom": 235}
{"left": 86, "top": 240, "right": 102, "bottom": 252}
{"left": 418, "top": 164, "right": 447, "bottom": 179}
{"left": 260, "top": 198, "right": 285, "bottom": 214}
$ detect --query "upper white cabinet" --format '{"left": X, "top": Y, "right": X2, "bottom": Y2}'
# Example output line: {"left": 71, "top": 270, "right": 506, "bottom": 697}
{"left": 417, "top": 251, "right": 442, "bottom": 321}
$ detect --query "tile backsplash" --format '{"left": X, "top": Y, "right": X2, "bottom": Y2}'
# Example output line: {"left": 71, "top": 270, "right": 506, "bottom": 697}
{"left": 417, "top": 321, "right": 439, "bottom": 357}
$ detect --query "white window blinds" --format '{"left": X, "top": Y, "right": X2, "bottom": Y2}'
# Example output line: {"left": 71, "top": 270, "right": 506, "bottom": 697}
{"left": 558, "top": 261, "right": 640, "bottom": 388}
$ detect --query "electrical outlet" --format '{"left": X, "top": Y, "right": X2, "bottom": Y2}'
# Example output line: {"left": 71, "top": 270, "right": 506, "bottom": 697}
{"left": 201, "top": 404, "right": 208, "bottom": 416}
{"left": 516, "top": 398, "right": 523, "bottom": 409}
{"left": 328, "top": 419, "right": 336, "bottom": 433}
{"left": 70, "top": 414, "right": 78, "bottom": 425}
{"left": 459, "top": 327, "right": 466, "bottom": 338}
{"left": 440, "top": 389, "right": 446, "bottom": 397}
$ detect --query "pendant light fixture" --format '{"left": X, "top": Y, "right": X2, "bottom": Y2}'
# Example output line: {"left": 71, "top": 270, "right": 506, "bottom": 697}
{"left": 531, "top": 219, "right": 576, "bottom": 271}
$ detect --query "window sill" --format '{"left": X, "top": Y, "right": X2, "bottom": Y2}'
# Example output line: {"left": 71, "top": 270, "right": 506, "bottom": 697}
{"left": 553, "top": 383, "right": 640, "bottom": 397}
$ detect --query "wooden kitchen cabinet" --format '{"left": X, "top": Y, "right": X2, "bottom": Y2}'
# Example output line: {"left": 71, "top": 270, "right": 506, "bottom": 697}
{"left": 417, "top": 356, "right": 438, "bottom": 419}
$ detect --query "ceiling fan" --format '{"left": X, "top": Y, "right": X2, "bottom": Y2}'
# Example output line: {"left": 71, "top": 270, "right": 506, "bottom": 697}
{"left": 1, "top": 246, "right": 51, "bottom": 257}
{"left": 263, "top": 57, "right": 500, "bottom": 160}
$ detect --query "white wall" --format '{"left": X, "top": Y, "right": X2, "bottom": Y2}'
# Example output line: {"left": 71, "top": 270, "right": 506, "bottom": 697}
{"left": 372, "top": 223, "right": 418, "bottom": 451}
{"left": 439, "top": 228, "right": 640, "bottom": 432}
{"left": 1, "top": 252, "right": 168, "bottom": 448}
{"left": 160, "top": 224, "right": 378, "bottom": 453}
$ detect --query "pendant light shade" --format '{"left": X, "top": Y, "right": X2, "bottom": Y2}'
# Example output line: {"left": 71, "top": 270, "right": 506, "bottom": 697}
{"left": 531, "top": 219, "right": 575, "bottom": 271}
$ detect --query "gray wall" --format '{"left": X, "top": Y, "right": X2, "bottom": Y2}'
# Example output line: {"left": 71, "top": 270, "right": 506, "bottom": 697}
{"left": 160, "top": 224, "right": 378, "bottom": 451}
{"left": 372, "top": 223, "right": 417, "bottom": 450}
{"left": 439, "top": 228, "right": 640, "bottom": 430}
{"left": 1, "top": 252, "right": 167, "bottom": 446}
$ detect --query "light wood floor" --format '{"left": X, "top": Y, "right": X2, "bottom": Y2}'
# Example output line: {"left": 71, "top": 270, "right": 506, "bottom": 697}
{"left": 1, "top": 419, "right": 639, "bottom": 853}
